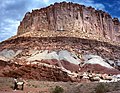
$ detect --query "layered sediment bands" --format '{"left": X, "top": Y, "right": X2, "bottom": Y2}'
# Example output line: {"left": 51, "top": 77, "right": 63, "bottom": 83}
{"left": 81, "top": 64, "right": 120, "bottom": 75}
{"left": 18, "top": 2, "right": 120, "bottom": 43}
{"left": 2, "top": 64, "right": 71, "bottom": 81}
{"left": 1, "top": 2, "right": 120, "bottom": 81}
{"left": 0, "top": 36, "right": 120, "bottom": 60}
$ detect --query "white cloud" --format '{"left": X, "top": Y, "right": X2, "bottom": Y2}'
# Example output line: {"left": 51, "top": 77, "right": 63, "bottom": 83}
{"left": 0, "top": 0, "right": 15, "bottom": 9}
{"left": 70, "top": 0, "right": 105, "bottom": 10}
{"left": 43, "top": 0, "right": 49, "bottom": 4}
{"left": 0, "top": 19, "right": 19, "bottom": 42}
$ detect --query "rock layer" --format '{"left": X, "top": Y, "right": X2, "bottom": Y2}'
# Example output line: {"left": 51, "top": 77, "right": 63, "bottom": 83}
{"left": 0, "top": 2, "right": 120, "bottom": 82}
{"left": 1, "top": 37, "right": 120, "bottom": 60}
{"left": 18, "top": 2, "right": 120, "bottom": 43}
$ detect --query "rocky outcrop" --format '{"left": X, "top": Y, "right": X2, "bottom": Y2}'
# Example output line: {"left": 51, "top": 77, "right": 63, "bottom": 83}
{"left": 18, "top": 2, "right": 120, "bottom": 43}
{"left": 81, "top": 64, "right": 120, "bottom": 75}
{"left": 0, "top": 2, "right": 120, "bottom": 82}
{"left": 1, "top": 37, "right": 120, "bottom": 60}
{"left": 0, "top": 36, "right": 120, "bottom": 72}
{"left": 2, "top": 64, "right": 71, "bottom": 82}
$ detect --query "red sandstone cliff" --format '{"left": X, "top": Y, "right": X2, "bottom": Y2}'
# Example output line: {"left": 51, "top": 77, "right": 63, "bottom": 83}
{"left": 18, "top": 2, "right": 120, "bottom": 43}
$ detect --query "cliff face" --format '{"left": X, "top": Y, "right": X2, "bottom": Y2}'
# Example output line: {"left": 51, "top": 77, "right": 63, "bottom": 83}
{"left": 1, "top": 2, "right": 120, "bottom": 80}
{"left": 17, "top": 2, "right": 120, "bottom": 42}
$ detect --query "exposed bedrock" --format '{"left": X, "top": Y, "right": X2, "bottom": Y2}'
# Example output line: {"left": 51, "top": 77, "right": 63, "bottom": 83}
{"left": 18, "top": 2, "right": 120, "bottom": 42}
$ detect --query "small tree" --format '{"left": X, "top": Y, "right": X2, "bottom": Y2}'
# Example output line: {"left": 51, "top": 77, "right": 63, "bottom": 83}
{"left": 52, "top": 86, "right": 64, "bottom": 93}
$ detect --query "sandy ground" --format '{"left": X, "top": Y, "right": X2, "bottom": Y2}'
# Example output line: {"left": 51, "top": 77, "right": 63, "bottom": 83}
{"left": 0, "top": 77, "right": 120, "bottom": 93}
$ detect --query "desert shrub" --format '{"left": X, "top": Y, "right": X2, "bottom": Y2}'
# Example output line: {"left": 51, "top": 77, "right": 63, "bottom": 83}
{"left": 113, "top": 82, "right": 120, "bottom": 91}
{"left": 95, "top": 83, "right": 109, "bottom": 93}
{"left": 52, "top": 86, "right": 64, "bottom": 93}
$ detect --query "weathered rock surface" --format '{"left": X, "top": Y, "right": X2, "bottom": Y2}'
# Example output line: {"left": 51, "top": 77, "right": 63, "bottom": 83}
{"left": 81, "top": 64, "right": 120, "bottom": 75}
{"left": 0, "top": 36, "right": 120, "bottom": 74}
{"left": 1, "top": 37, "right": 120, "bottom": 60}
{"left": 0, "top": 2, "right": 120, "bottom": 82}
{"left": 18, "top": 2, "right": 120, "bottom": 43}
{"left": 1, "top": 62, "right": 71, "bottom": 81}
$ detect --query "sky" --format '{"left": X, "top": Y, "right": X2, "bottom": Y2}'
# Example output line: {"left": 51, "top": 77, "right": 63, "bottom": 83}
{"left": 0, "top": 0, "right": 120, "bottom": 42}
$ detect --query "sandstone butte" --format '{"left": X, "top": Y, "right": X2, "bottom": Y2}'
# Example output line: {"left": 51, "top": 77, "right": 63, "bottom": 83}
{"left": 17, "top": 2, "right": 120, "bottom": 44}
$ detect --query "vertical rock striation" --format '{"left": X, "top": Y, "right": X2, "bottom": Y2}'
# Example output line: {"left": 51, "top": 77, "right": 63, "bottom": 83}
{"left": 17, "top": 2, "right": 120, "bottom": 43}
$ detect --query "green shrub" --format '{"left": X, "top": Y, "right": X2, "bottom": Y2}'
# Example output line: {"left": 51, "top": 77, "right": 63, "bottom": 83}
{"left": 52, "top": 86, "right": 64, "bottom": 93}
{"left": 95, "top": 83, "right": 109, "bottom": 93}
